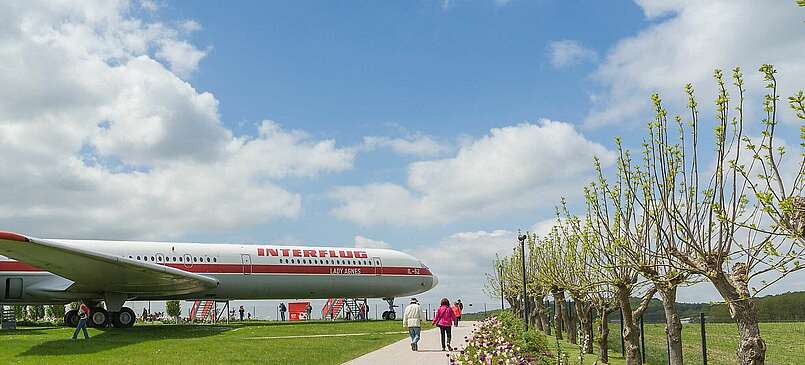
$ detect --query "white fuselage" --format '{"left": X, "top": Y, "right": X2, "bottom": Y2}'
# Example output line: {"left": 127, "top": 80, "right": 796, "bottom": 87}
{"left": 0, "top": 239, "right": 437, "bottom": 304}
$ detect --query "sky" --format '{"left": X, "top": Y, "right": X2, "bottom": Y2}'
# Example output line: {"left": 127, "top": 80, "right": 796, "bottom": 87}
{"left": 1, "top": 0, "right": 803, "bottom": 317}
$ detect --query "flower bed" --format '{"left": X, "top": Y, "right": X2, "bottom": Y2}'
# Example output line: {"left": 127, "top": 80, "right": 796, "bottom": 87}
{"left": 450, "top": 312, "right": 550, "bottom": 365}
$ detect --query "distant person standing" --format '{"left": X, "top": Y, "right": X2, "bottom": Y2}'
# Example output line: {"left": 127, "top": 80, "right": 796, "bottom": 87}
{"left": 346, "top": 305, "right": 352, "bottom": 320}
{"left": 452, "top": 302, "right": 462, "bottom": 327}
{"left": 432, "top": 298, "right": 456, "bottom": 351}
{"left": 71, "top": 303, "right": 91, "bottom": 340}
{"left": 403, "top": 298, "right": 425, "bottom": 351}
{"left": 142, "top": 307, "right": 148, "bottom": 322}
{"left": 239, "top": 305, "right": 245, "bottom": 321}
{"left": 305, "top": 303, "right": 313, "bottom": 320}
{"left": 359, "top": 303, "right": 366, "bottom": 320}
{"left": 279, "top": 303, "right": 287, "bottom": 321}
{"left": 457, "top": 299, "right": 464, "bottom": 311}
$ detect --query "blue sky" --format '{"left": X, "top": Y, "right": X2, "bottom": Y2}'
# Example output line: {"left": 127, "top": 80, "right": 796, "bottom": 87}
{"left": 0, "top": 0, "right": 803, "bottom": 311}
{"left": 160, "top": 0, "right": 648, "bottom": 245}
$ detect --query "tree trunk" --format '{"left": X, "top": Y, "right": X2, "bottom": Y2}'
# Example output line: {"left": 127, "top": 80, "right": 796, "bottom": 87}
{"left": 533, "top": 297, "right": 546, "bottom": 332}
{"left": 553, "top": 290, "right": 566, "bottom": 340}
{"left": 597, "top": 307, "right": 611, "bottom": 364}
{"left": 575, "top": 300, "right": 593, "bottom": 354}
{"left": 658, "top": 286, "right": 684, "bottom": 365}
{"left": 710, "top": 267, "right": 766, "bottom": 365}
{"left": 567, "top": 300, "right": 577, "bottom": 345}
{"left": 615, "top": 286, "right": 642, "bottom": 365}
{"left": 545, "top": 301, "right": 552, "bottom": 335}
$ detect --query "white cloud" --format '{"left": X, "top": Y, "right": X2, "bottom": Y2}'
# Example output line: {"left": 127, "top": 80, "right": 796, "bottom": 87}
{"left": 362, "top": 135, "right": 449, "bottom": 158}
{"left": 407, "top": 218, "right": 557, "bottom": 310}
{"left": 586, "top": 0, "right": 805, "bottom": 127}
{"left": 547, "top": 40, "right": 598, "bottom": 68}
{"left": 139, "top": 0, "right": 159, "bottom": 12}
{"left": 0, "top": 1, "right": 354, "bottom": 239}
{"left": 354, "top": 235, "right": 392, "bottom": 249}
{"left": 179, "top": 20, "right": 202, "bottom": 33}
{"left": 155, "top": 39, "right": 210, "bottom": 78}
{"left": 330, "top": 120, "right": 615, "bottom": 226}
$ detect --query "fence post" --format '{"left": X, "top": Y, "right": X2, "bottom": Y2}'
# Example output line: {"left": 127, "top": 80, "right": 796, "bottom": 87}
{"left": 700, "top": 312, "right": 708, "bottom": 365}
{"left": 620, "top": 310, "right": 625, "bottom": 357}
{"left": 640, "top": 314, "right": 645, "bottom": 364}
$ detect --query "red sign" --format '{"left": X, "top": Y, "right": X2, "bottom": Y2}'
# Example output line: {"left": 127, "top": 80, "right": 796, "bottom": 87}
{"left": 288, "top": 301, "right": 311, "bottom": 321}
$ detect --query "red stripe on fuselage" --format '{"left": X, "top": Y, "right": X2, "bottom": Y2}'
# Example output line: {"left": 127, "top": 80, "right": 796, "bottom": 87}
{"left": 0, "top": 261, "right": 44, "bottom": 272}
{"left": 0, "top": 231, "right": 29, "bottom": 242}
{"left": 0, "top": 261, "right": 432, "bottom": 276}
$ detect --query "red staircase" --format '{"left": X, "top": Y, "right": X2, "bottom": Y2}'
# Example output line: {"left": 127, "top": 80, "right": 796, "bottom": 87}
{"left": 189, "top": 300, "right": 215, "bottom": 322}
{"left": 322, "top": 298, "right": 345, "bottom": 319}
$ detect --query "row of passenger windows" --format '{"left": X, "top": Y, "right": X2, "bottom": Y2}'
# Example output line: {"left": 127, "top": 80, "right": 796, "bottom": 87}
{"left": 279, "top": 258, "right": 372, "bottom": 266}
{"left": 129, "top": 255, "right": 217, "bottom": 263}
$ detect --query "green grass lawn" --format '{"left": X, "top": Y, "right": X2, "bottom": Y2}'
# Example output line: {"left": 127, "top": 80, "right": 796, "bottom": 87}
{"left": 543, "top": 322, "right": 804, "bottom": 365}
{"left": 0, "top": 320, "right": 428, "bottom": 364}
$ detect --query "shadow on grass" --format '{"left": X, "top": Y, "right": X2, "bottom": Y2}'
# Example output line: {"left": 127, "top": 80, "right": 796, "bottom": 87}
{"left": 19, "top": 325, "right": 231, "bottom": 356}
{"left": 0, "top": 327, "right": 58, "bottom": 336}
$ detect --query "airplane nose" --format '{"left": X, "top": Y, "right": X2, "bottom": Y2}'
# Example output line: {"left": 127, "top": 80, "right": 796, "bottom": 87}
{"left": 430, "top": 275, "right": 439, "bottom": 289}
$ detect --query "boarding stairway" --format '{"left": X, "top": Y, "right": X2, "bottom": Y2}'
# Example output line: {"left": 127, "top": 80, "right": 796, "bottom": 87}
{"left": 1, "top": 305, "right": 15, "bottom": 330}
{"left": 188, "top": 300, "right": 230, "bottom": 323}
{"left": 322, "top": 298, "right": 367, "bottom": 320}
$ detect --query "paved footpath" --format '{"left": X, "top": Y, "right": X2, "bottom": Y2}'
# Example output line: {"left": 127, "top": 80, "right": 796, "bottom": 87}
{"left": 343, "top": 321, "right": 478, "bottom": 365}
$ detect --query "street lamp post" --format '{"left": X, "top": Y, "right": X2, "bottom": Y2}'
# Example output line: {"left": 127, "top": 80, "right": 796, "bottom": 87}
{"left": 518, "top": 231, "right": 529, "bottom": 331}
{"left": 499, "top": 263, "right": 505, "bottom": 310}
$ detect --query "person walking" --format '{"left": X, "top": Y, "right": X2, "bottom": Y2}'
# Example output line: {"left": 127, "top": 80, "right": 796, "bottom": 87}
{"left": 279, "top": 302, "right": 287, "bottom": 321}
{"left": 239, "top": 305, "right": 245, "bottom": 321}
{"left": 432, "top": 298, "right": 456, "bottom": 351}
{"left": 359, "top": 303, "right": 366, "bottom": 320}
{"left": 71, "top": 303, "right": 91, "bottom": 340}
{"left": 452, "top": 301, "right": 462, "bottom": 327}
{"left": 403, "top": 298, "right": 425, "bottom": 351}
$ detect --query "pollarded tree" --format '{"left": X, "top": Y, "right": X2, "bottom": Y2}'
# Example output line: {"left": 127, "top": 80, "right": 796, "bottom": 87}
{"left": 525, "top": 235, "right": 550, "bottom": 332}
{"left": 606, "top": 134, "right": 693, "bottom": 365}
{"left": 584, "top": 158, "right": 658, "bottom": 365}
{"left": 651, "top": 66, "right": 804, "bottom": 365}
{"left": 531, "top": 230, "right": 569, "bottom": 341}
{"left": 544, "top": 218, "right": 595, "bottom": 353}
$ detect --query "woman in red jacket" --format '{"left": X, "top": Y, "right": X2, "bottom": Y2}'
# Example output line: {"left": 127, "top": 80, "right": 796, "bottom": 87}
{"left": 432, "top": 298, "right": 456, "bottom": 351}
{"left": 451, "top": 301, "right": 462, "bottom": 327}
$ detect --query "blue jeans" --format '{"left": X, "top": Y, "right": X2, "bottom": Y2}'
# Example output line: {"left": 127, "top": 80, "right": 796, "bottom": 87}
{"left": 72, "top": 318, "right": 89, "bottom": 339}
{"left": 408, "top": 327, "right": 421, "bottom": 344}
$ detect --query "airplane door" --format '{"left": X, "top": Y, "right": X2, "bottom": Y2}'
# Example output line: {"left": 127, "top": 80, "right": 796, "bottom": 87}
{"left": 4, "top": 278, "right": 22, "bottom": 299}
{"left": 241, "top": 254, "right": 252, "bottom": 275}
{"left": 372, "top": 257, "right": 382, "bottom": 276}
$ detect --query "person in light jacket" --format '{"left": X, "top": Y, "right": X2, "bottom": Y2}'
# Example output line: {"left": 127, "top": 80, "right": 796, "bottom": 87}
{"left": 403, "top": 298, "right": 426, "bottom": 351}
{"left": 432, "top": 297, "right": 457, "bottom": 351}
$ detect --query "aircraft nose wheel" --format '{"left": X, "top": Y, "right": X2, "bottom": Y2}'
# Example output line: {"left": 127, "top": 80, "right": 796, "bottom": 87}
{"left": 381, "top": 297, "right": 397, "bottom": 320}
{"left": 112, "top": 307, "right": 136, "bottom": 328}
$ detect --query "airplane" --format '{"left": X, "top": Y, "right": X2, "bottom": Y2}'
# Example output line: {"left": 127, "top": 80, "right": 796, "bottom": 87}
{"left": 0, "top": 231, "right": 438, "bottom": 328}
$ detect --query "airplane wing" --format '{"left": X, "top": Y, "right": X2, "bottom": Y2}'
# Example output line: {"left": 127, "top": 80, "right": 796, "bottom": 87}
{"left": 0, "top": 231, "right": 218, "bottom": 296}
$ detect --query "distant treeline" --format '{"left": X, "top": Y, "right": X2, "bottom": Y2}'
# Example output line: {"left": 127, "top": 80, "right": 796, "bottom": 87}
{"left": 465, "top": 291, "right": 805, "bottom": 323}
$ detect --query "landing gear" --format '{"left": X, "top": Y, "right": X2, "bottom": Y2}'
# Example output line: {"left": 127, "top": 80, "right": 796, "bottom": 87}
{"left": 111, "top": 307, "right": 136, "bottom": 328}
{"left": 381, "top": 297, "right": 397, "bottom": 320}
{"left": 89, "top": 307, "right": 110, "bottom": 327}
{"left": 64, "top": 310, "right": 79, "bottom": 327}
